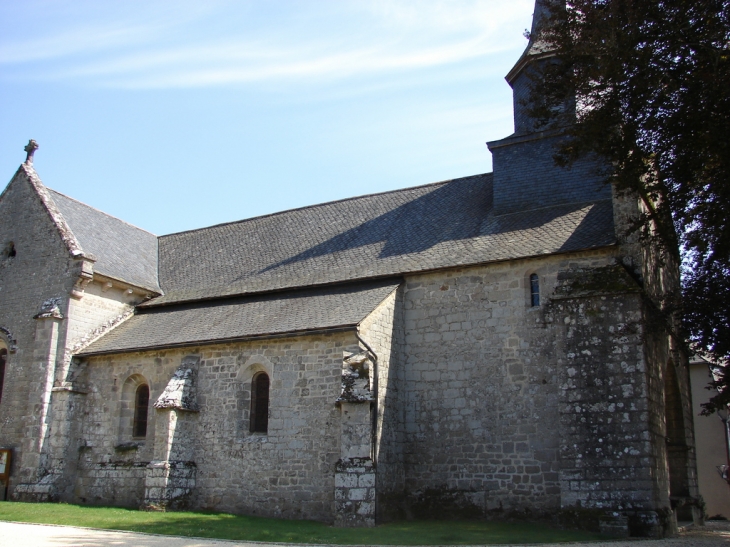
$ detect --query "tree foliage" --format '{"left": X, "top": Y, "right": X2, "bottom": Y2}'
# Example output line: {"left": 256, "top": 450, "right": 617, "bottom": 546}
{"left": 528, "top": 0, "right": 730, "bottom": 412}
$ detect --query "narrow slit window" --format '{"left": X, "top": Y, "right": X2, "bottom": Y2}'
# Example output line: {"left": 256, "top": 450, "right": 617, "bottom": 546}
{"left": 133, "top": 384, "right": 150, "bottom": 438}
{"left": 0, "top": 348, "right": 6, "bottom": 403}
{"left": 530, "top": 274, "right": 540, "bottom": 307}
{"left": 250, "top": 372, "right": 270, "bottom": 433}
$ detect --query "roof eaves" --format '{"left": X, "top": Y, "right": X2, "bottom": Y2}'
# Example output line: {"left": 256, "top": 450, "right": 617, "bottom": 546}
{"left": 76, "top": 324, "right": 357, "bottom": 357}
{"left": 92, "top": 271, "right": 163, "bottom": 296}
{"left": 140, "top": 239, "right": 617, "bottom": 309}
{"left": 506, "top": 49, "right": 556, "bottom": 85}
{"left": 138, "top": 276, "right": 407, "bottom": 309}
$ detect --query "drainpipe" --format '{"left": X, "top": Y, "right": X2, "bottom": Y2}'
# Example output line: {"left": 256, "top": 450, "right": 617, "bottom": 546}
{"left": 356, "top": 330, "right": 378, "bottom": 461}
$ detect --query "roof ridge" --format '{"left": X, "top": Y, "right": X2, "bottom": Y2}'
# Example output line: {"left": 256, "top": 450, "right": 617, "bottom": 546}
{"left": 159, "top": 172, "right": 492, "bottom": 239}
{"left": 47, "top": 188, "right": 158, "bottom": 237}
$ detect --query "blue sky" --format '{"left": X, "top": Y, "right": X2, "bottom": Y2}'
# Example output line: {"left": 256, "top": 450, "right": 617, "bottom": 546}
{"left": 1, "top": 0, "right": 534, "bottom": 235}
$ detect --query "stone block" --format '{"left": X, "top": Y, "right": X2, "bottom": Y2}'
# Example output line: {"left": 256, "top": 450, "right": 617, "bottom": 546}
{"left": 348, "top": 488, "right": 367, "bottom": 501}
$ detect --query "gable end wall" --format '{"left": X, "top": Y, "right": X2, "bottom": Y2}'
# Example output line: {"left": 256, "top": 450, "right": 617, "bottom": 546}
{"left": 0, "top": 170, "right": 78, "bottom": 492}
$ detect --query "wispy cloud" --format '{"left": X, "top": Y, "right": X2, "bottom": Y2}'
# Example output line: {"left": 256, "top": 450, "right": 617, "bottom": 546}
{"left": 71, "top": 35, "right": 511, "bottom": 89}
{"left": 0, "top": 1, "right": 220, "bottom": 64}
{"left": 0, "top": 24, "right": 155, "bottom": 65}
{"left": 0, "top": 0, "right": 533, "bottom": 89}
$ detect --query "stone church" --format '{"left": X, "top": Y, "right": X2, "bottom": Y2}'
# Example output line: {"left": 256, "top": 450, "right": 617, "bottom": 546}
{"left": 0, "top": 1, "right": 699, "bottom": 537}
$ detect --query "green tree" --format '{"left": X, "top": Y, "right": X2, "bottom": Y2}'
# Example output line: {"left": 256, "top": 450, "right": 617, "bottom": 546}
{"left": 527, "top": 0, "right": 730, "bottom": 412}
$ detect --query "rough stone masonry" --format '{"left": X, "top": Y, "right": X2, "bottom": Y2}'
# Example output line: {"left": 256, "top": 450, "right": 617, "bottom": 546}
{"left": 0, "top": 0, "right": 699, "bottom": 538}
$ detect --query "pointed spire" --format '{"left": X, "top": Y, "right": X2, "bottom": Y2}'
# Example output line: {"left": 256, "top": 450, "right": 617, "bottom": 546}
{"left": 506, "top": 0, "right": 562, "bottom": 84}
{"left": 527, "top": 0, "right": 553, "bottom": 47}
{"left": 24, "top": 139, "right": 39, "bottom": 165}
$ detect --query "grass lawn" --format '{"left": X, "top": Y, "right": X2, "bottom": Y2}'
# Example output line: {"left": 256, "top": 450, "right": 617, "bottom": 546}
{"left": 0, "top": 501, "right": 605, "bottom": 544}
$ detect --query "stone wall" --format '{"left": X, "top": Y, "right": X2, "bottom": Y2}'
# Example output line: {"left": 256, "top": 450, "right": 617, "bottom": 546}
{"left": 551, "top": 289, "right": 655, "bottom": 514}
{"left": 0, "top": 170, "right": 76, "bottom": 495}
{"left": 359, "top": 287, "right": 406, "bottom": 520}
{"left": 611, "top": 184, "right": 700, "bottom": 531}
{"left": 75, "top": 332, "right": 361, "bottom": 521}
{"left": 65, "top": 279, "right": 139, "bottom": 359}
{"left": 399, "top": 249, "right": 646, "bottom": 519}
{"left": 0, "top": 169, "right": 155, "bottom": 502}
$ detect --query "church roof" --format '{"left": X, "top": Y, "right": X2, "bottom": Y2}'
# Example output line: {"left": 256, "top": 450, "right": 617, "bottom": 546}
{"left": 78, "top": 280, "right": 399, "bottom": 355}
{"left": 147, "top": 173, "right": 615, "bottom": 307}
{"left": 47, "top": 189, "right": 160, "bottom": 292}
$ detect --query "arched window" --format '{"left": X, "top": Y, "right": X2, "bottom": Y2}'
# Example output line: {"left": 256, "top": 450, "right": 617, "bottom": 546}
{"left": 0, "top": 348, "right": 7, "bottom": 404}
{"left": 133, "top": 384, "right": 150, "bottom": 438}
{"left": 530, "top": 274, "right": 540, "bottom": 307}
{"left": 250, "top": 372, "right": 270, "bottom": 433}
{"left": 3, "top": 242, "right": 15, "bottom": 259}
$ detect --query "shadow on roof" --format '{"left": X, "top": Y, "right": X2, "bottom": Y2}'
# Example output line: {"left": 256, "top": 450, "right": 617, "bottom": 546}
{"left": 258, "top": 175, "right": 492, "bottom": 275}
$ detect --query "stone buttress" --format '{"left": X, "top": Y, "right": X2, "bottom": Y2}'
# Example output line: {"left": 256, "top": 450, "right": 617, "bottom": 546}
{"left": 143, "top": 356, "right": 200, "bottom": 510}
{"left": 335, "top": 350, "right": 376, "bottom": 527}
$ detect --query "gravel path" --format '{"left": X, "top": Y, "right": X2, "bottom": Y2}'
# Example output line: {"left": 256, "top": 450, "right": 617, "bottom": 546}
{"left": 1, "top": 521, "right": 729, "bottom": 547}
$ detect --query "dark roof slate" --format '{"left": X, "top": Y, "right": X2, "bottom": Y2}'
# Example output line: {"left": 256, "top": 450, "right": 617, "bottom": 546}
{"left": 149, "top": 174, "right": 615, "bottom": 306}
{"left": 78, "top": 280, "right": 399, "bottom": 355}
{"left": 48, "top": 189, "right": 160, "bottom": 292}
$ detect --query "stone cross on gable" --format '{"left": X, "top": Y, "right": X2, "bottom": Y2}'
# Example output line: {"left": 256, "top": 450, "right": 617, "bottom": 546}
{"left": 24, "top": 139, "right": 39, "bottom": 165}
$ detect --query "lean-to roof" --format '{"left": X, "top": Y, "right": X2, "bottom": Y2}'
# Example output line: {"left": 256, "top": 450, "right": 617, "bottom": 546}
{"left": 79, "top": 280, "right": 399, "bottom": 355}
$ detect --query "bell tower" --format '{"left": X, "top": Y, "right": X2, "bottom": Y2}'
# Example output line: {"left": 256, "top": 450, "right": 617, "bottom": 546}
{"left": 487, "top": 0, "right": 610, "bottom": 216}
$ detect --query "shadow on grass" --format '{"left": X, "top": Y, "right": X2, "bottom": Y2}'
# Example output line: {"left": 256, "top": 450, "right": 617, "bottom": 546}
{"left": 0, "top": 502, "right": 605, "bottom": 544}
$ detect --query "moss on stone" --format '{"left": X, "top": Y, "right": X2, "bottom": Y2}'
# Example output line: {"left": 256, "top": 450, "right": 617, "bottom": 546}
{"left": 554, "top": 264, "right": 641, "bottom": 299}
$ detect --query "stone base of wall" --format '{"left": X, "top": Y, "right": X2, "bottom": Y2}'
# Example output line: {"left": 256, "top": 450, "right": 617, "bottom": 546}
{"left": 627, "top": 510, "right": 676, "bottom": 538}
{"left": 598, "top": 512, "right": 629, "bottom": 537}
{"left": 12, "top": 474, "right": 60, "bottom": 502}
{"left": 142, "top": 460, "right": 196, "bottom": 511}
{"left": 334, "top": 457, "right": 375, "bottom": 527}
{"left": 75, "top": 460, "right": 148, "bottom": 506}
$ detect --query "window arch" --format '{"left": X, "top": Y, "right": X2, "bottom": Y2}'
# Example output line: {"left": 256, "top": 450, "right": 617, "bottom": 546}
{"left": 0, "top": 346, "right": 7, "bottom": 404}
{"left": 529, "top": 274, "right": 540, "bottom": 307}
{"left": 133, "top": 384, "right": 150, "bottom": 438}
{"left": 250, "top": 372, "right": 270, "bottom": 433}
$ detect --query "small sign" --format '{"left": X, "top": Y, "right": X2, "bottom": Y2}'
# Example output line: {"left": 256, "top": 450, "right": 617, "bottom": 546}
{"left": 0, "top": 449, "right": 11, "bottom": 481}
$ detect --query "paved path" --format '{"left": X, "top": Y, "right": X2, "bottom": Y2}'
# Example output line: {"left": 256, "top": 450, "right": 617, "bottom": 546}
{"left": 1, "top": 521, "right": 730, "bottom": 547}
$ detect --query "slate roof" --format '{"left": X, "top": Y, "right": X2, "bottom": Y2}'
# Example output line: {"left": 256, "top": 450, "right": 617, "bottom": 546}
{"left": 78, "top": 280, "right": 399, "bottom": 355}
{"left": 48, "top": 189, "right": 160, "bottom": 292}
{"left": 148, "top": 174, "right": 615, "bottom": 307}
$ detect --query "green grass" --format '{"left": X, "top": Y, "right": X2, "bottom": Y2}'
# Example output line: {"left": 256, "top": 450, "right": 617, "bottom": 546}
{"left": 0, "top": 501, "right": 605, "bottom": 544}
